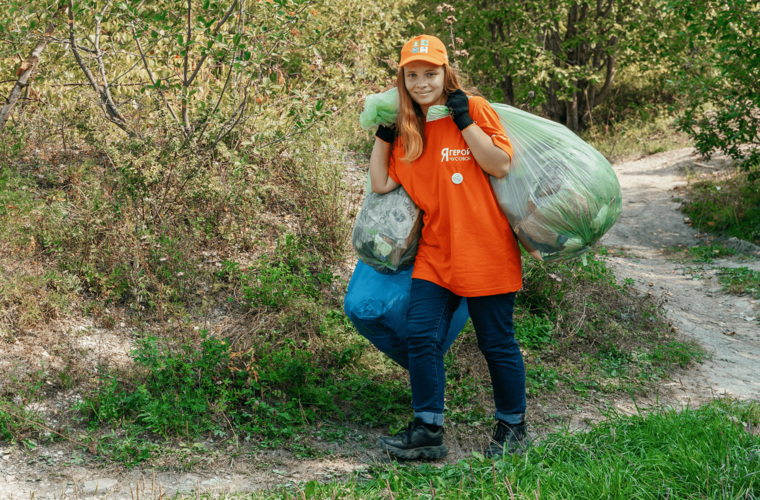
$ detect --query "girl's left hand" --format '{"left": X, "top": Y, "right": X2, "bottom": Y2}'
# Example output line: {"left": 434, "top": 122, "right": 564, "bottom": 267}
{"left": 446, "top": 90, "right": 474, "bottom": 131}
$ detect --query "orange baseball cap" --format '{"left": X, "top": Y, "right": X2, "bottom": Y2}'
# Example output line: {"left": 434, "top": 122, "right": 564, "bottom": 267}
{"left": 399, "top": 35, "right": 449, "bottom": 67}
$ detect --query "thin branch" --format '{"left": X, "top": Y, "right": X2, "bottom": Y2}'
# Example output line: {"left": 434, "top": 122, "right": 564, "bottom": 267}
{"left": 182, "top": 0, "right": 191, "bottom": 132}
{"left": 0, "top": 6, "right": 64, "bottom": 130}
{"left": 184, "top": 0, "right": 191, "bottom": 84}
{"left": 212, "top": 89, "right": 248, "bottom": 148}
{"left": 39, "top": 81, "right": 147, "bottom": 88}
{"left": 131, "top": 22, "right": 182, "bottom": 127}
{"left": 68, "top": 0, "right": 131, "bottom": 133}
{"left": 195, "top": 55, "right": 235, "bottom": 139}
{"left": 94, "top": 1, "right": 125, "bottom": 126}
{"left": 0, "top": 407, "right": 98, "bottom": 454}
{"left": 46, "top": 36, "right": 98, "bottom": 53}
{"left": 185, "top": 0, "right": 239, "bottom": 87}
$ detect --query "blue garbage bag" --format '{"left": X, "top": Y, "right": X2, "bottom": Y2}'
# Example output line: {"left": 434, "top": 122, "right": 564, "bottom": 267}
{"left": 344, "top": 261, "right": 469, "bottom": 369}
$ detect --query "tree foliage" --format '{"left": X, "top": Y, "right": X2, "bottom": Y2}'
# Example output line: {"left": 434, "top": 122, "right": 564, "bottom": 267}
{"left": 428, "top": 0, "right": 667, "bottom": 132}
{"left": 668, "top": 0, "right": 760, "bottom": 172}
{"left": 0, "top": 0, "right": 418, "bottom": 151}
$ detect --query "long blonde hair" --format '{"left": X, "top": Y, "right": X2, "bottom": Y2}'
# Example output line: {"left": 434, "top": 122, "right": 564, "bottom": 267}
{"left": 396, "top": 63, "right": 464, "bottom": 163}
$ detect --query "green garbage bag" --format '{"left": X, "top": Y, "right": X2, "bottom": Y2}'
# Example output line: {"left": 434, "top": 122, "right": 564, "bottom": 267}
{"left": 355, "top": 91, "right": 622, "bottom": 263}
{"left": 417, "top": 103, "right": 622, "bottom": 261}
{"left": 485, "top": 103, "right": 622, "bottom": 261}
{"left": 359, "top": 88, "right": 399, "bottom": 130}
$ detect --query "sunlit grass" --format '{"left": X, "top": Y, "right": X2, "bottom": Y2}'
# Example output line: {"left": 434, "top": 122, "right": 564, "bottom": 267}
{"left": 155, "top": 400, "right": 760, "bottom": 499}
{"left": 681, "top": 168, "right": 760, "bottom": 245}
{"left": 583, "top": 113, "right": 691, "bottom": 163}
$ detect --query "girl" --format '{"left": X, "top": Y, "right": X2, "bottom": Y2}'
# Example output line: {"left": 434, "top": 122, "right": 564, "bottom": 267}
{"left": 369, "top": 35, "right": 527, "bottom": 460}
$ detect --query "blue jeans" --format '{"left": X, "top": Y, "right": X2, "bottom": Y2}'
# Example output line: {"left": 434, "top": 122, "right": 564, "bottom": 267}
{"left": 407, "top": 279, "right": 526, "bottom": 426}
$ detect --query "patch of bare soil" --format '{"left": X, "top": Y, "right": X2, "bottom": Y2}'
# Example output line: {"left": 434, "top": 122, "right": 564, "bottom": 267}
{"left": 2, "top": 148, "right": 759, "bottom": 499}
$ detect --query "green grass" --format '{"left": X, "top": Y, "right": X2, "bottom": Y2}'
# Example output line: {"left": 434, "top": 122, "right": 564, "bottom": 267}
{"left": 248, "top": 400, "right": 760, "bottom": 499}
{"left": 583, "top": 113, "right": 691, "bottom": 163}
{"left": 717, "top": 267, "right": 760, "bottom": 299}
{"left": 0, "top": 99, "right": 712, "bottom": 474}
{"left": 71, "top": 244, "right": 705, "bottom": 466}
{"left": 0, "top": 167, "right": 38, "bottom": 248}
{"left": 76, "top": 330, "right": 409, "bottom": 465}
{"left": 679, "top": 243, "right": 739, "bottom": 263}
{"left": 650, "top": 340, "right": 708, "bottom": 369}
{"left": 681, "top": 168, "right": 760, "bottom": 245}
{"left": 0, "top": 162, "right": 705, "bottom": 469}
{"left": 0, "top": 398, "right": 44, "bottom": 446}
{"left": 511, "top": 249, "right": 704, "bottom": 397}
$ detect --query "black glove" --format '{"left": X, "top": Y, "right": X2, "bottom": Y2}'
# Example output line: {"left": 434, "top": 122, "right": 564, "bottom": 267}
{"left": 446, "top": 89, "right": 474, "bottom": 131}
{"left": 375, "top": 124, "right": 396, "bottom": 144}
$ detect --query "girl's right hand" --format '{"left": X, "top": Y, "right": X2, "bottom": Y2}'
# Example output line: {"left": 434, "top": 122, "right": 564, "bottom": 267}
{"left": 376, "top": 124, "right": 396, "bottom": 144}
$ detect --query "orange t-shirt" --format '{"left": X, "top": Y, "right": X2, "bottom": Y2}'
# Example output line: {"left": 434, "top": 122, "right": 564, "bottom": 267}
{"left": 388, "top": 96, "right": 522, "bottom": 297}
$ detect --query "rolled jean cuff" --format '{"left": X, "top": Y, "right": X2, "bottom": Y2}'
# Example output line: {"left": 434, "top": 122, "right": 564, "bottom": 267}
{"left": 495, "top": 411, "right": 525, "bottom": 425}
{"left": 415, "top": 412, "right": 444, "bottom": 426}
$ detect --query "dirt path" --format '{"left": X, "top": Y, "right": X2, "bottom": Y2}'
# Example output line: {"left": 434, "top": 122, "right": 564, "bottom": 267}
{"left": 2, "top": 147, "right": 759, "bottom": 499}
{"left": 602, "top": 147, "right": 760, "bottom": 403}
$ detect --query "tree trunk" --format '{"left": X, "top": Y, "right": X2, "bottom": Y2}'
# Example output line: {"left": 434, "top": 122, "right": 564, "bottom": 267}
{"left": 0, "top": 7, "right": 63, "bottom": 131}
{"left": 489, "top": 17, "right": 515, "bottom": 105}
{"left": 500, "top": 75, "right": 515, "bottom": 106}
{"left": 566, "top": 91, "right": 579, "bottom": 132}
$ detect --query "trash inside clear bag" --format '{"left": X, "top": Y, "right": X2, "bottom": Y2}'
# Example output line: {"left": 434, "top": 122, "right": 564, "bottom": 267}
{"left": 485, "top": 103, "right": 622, "bottom": 261}
{"left": 351, "top": 179, "right": 422, "bottom": 273}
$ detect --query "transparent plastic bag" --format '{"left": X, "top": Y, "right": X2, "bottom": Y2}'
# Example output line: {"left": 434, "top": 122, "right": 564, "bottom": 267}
{"left": 351, "top": 180, "right": 422, "bottom": 273}
{"left": 427, "top": 103, "right": 622, "bottom": 261}
{"left": 360, "top": 88, "right": 399, "bottom": 130}
{"left": 344, "top": 260, "right": 469, "bottom": 369}
{"left": 487, "top": 104, "right": 622, "bottom": 261}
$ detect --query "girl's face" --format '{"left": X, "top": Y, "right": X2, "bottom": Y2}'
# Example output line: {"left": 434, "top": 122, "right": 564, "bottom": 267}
{"left": 403, "top": 61, "right": 446, "bottom": 114}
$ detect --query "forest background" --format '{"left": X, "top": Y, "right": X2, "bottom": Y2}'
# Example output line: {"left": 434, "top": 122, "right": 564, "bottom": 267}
{"left": 0, "top": 0, "right": 759, "bottom": 497}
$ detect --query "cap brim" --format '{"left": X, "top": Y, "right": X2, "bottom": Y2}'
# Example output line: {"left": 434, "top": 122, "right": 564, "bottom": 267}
{"left": 399, "top": 54, "right": 446, "bottom": 68}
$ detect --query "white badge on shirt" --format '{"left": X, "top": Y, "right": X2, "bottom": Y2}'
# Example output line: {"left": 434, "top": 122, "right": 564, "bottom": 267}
{"left": 452, "top": 173, "right": 463, "bottom": 185}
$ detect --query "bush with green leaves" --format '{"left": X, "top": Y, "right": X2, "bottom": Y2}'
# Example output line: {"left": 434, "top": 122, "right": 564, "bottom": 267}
{"left": 668, "top": 0, "right": 760, "bottom": 172}
{"left": 1, "top": 0, "right": 418, "bottom": 146}
{"left": 78, "top": 328, "right": 412, "bottom": 463}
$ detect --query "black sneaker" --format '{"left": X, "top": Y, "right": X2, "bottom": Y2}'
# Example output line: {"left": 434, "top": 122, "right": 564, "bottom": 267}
{"left": 484, "top": 420, "right": 527, "bottom": 458}
{"left": 377, "top": 418, "right": 448, "bottom": 460}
